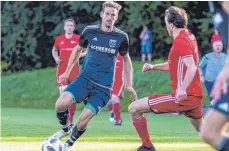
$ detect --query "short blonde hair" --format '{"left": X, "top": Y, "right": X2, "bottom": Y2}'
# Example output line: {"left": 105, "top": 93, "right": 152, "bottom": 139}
{"left": 64, "top": 18, "right": 75, "bottom": 27}
{"left": 102, "top": 1, "right": 122, "bottom": 12}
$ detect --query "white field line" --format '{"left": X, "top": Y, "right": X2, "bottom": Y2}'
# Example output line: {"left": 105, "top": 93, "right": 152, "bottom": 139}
{"left": 0, "top": 142, "right": 211, "bottom": 151}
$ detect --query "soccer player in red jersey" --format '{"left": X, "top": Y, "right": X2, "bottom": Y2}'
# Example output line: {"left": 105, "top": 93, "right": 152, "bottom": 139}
{"left": 128, "top": 6, "right": 204, "bottom": 151}
{"left": 201, "top": 2, "right": 229, "bottom": 151}
{"left": 107, "top": 53, "right": 125, "bottom": 125}
{"left": 52, "top": 19, "right": 80, "bottom": 126}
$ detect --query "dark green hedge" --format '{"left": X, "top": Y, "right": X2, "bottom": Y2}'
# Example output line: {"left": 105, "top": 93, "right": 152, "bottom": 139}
{"left": 1, "top": 1, "right": 213, "bottom": 72}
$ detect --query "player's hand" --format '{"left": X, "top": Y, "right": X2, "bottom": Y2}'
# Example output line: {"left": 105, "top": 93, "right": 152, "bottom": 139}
{"left": 55, "top": 57, "right": 62, "bottom": 64}
{"left": 175, "top": 88, "right": 187, "bottom": 103}
{"left": 142, "top": 63, "right": 153, "bottom": 72}
{"left": 211, "top": 74, "right": 228, "bottom": 103}
{"left": 59, "top": 72, "right": 69, "bottom": 83}
{"left": 126, "top": 86, "right": 138, "bottom": 101}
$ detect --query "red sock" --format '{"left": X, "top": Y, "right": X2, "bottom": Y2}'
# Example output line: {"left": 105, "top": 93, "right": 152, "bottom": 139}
{"left": 114, "top": 103, "right": 121, "bottom": 122}
{"left": 107, "top": 103, "right": 113, "bottom": 112}
{"left": 133, "top": 117, "right": 152, "bottom": 148}
{"left": 68, "top": 103, "right": 76, "bottom": 125}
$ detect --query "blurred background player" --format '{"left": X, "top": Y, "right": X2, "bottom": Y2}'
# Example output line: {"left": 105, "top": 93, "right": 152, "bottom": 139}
{"left": 201, "top": 2, "right": 229, "bottom": 151}
{"left": 199, "top": 37, "right": 227, "bottom": 101}
{"left": 50, "top": 2, "right": 137, "bottom": 150}
{"left": 128, "top": 6, "right": 204, "bottom": 151}
{"left": 107, "top": 53, "right": 124, "bottom": 126}
{"left": 52, "top": 19, "right": 80, "bottom": 126}
{"left": 139, "top": 25, "right": 152, "bottom": 62}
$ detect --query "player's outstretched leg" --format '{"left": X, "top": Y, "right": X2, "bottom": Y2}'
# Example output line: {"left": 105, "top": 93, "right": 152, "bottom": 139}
{"left": 51, "top": 92, "right": 74, "bottom": 140}
{"left": 201, "top": 105, "right": 229, "bottom": 151}
{"left": 62, "top": 105, "right": 95, "bottom": 150}
{"left": 128, "top": 97, "right": 155, "bottom": 150}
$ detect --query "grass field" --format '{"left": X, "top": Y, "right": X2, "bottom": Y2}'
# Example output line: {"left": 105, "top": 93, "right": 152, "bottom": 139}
{"left": 1, "top": 60, "right": 212, "bottom": 151}
{"left": 1, "top": 107, "right": 214, "bottom": 151}
{"left": 1, "top": 61, "right": 210, "bottom": 110}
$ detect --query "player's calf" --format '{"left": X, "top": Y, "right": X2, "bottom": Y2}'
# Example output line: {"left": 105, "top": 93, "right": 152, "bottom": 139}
{"left": 64, "top": 125, "right": 86, "bottom": 148}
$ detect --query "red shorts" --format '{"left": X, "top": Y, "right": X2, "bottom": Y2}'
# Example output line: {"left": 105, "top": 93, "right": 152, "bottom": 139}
{"left": 112, "top": 78, "right": 124, "bottom": 98}
{"left": 148, "top": 93, "right": 203, "bottom": 119}
{"left": 56, "top": 63, "right": 79, "bottom": 86}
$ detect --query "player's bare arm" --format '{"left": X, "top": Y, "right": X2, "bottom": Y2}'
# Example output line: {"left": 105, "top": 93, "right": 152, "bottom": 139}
{"left": 123, "top": 53, "right": 138, "bottom": 101}
{"left": 59, "top": 45, "right": 83, "bottom": 83}
{"left": 176, "top": 56, "right": 197, "bottom": 102}
{"left": 142, "top": 62, "right": 169, "bottom": 72}
{"left": 52, "top": 46, "right": 61, "bottom": 64}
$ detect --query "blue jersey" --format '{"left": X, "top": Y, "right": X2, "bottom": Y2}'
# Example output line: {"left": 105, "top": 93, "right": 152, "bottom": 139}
{"left": 79, "top": 25, "right": 129, "bottom": 90}
{"left": 199, "top": 52, "right": 227, "bottom": 82}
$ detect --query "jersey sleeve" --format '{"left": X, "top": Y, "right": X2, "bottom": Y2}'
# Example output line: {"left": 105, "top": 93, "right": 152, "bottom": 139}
{"left": 119, "top": 34, "right": 129, "bottom": 56}
{"left": 199, "top": 55, "right": 208, "bottom": 69}
{"left": 79, "top": 27, "right": 89, "bottom": 48}
{"left": 175, "top": 38, "right": 193, "bottom": 57}
{"left": 54, "top": 37, "right": 59, "bottom": 49}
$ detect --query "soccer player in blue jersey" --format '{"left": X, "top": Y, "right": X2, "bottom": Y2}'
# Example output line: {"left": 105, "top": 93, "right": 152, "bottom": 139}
{"left": 49, "top": 1, "right": 137, "bottom": 150}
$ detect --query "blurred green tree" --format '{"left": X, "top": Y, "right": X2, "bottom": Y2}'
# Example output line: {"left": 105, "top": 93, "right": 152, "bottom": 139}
{"left": 1, "top": 1, "right": 213, "bottom": 72}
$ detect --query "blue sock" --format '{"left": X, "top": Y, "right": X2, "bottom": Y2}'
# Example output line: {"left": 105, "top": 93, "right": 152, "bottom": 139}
{"left": 218, "top": 136, "right": 229, "bottom": 151}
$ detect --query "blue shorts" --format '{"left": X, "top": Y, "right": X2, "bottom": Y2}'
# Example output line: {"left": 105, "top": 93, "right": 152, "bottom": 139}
{"left": 64, "top": 76, "right": 111, "bottom": 114}
{"left": 141, "top": 44, "right": 152, "bottom": 54}
{"left": 211, "top": 93, "right": 229, "bottom": 117}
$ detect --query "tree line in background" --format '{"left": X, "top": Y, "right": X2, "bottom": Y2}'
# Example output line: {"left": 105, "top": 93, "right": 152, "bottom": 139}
{"left": 1, "top": 1, "right": 213, "bottom": 73}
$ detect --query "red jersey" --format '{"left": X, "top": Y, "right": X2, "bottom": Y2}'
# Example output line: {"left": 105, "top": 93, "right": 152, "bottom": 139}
{"left": 113, "top": 53, "right": 124, "bottom": 97}
{"left": 114, "top": 53, "right": 124, "bottom": 82}
{"left": 168, "top": 30, "right": 203, "bottom": 97}
{"left": 54, "top": 34, "right": 80, "bottom": 86}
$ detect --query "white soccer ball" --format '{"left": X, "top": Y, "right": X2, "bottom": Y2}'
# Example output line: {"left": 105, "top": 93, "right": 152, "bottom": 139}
{"left": 41, "top": 138, "right": 62, "bottom": 151}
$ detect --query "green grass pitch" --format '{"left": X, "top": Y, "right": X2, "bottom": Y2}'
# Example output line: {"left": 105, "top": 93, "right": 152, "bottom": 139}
{"left": 1, "top": 108, "right": 214, "bottom": 151}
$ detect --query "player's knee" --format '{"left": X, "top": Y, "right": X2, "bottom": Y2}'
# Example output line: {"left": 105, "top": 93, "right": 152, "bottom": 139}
{"left": 128, "top": 103, "right": 137, "bottom": 115}
{"left": 55, "top": 98, "right": 68, "bottom": 111}
{"left": 55, "top": 93, "right": 73, "bottom": 111}
{"left": 56, "top": 100, "right": 64, "bottom": 110}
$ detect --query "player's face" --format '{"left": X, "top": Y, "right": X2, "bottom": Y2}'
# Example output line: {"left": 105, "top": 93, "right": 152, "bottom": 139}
{"left": 101, "top": 7, "right": 118, "bottom": 28}
{"left": 64, "top": 21, "right": 75, "bottom": 34}
{"left": 165, "top": 17, "right": 173, "bottom": 36}
{"left": 213, "top": 41, "right": 223, "bottom": 53}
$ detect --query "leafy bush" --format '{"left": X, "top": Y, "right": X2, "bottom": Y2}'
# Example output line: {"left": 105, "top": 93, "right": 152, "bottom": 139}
{"left": 1, "top": 1, "right": 213, "bottom": 72}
